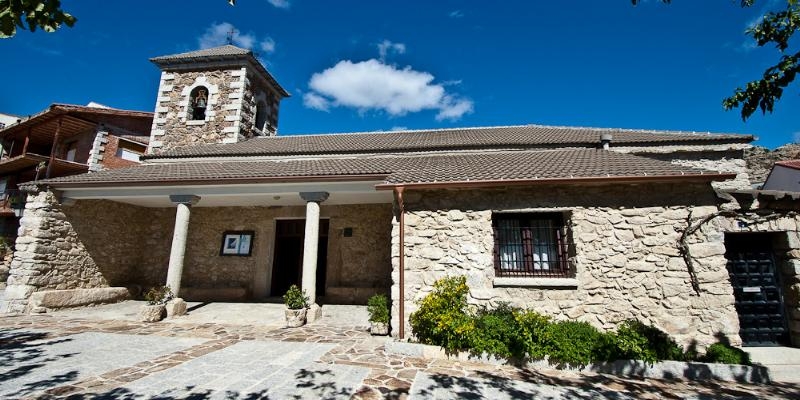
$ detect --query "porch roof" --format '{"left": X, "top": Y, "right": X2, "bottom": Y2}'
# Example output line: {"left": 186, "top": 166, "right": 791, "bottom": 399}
{"left": 143, "top": 124, "right": 753, "bottom": 160}
{"left": 31, "top": 149, "right": 734, "bottom": 189}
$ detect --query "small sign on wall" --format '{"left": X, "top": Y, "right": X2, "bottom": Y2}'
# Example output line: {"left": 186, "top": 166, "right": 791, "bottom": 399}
{"left": 220, "top": 230, "right": 255, "bottom": 256}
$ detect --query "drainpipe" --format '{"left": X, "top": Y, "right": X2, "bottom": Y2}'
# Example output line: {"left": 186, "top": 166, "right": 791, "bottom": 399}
{"left": 394, "top": 186, "right": 406, "bottom": 339}
{"left": 46, "top": 117, "right": 62, "bottom": 178}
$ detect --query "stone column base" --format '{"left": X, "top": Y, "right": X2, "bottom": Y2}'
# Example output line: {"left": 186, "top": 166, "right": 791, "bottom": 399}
{"left": 307, "top": 303, "right": 322, "bottom": 323}
{"left": 166, "top": 298, "right": 187, "bottom": 318}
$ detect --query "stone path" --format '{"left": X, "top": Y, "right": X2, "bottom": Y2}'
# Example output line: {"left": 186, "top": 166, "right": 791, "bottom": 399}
{"left": 0, "top": 314, "right": 798, "bottom": 399}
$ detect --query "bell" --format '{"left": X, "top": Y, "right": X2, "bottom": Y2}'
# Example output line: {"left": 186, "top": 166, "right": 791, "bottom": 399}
{"left": 195, "top": 98, "right": 207, "bottom": 108}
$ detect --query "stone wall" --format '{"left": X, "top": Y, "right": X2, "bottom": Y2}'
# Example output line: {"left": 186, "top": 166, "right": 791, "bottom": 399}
{"left": 148, "top": 64, "right": 284, "bottom": 154}
{"left": 240, "top": 72, "right": 280, "bottom": 136}
{"left": 2, "top": 191, "right": 111, "bottom": 313}
{"left": 745, "top": 144, "right": 800, "bottom": 184}
{"left": 622, "top": 147, "right": 752, "bottom": 190}
{"left": 391, "top": 183, "right": 742, "bottom": 348}
{"left": 174, "top": 203, "right": 392, "bottom": 302}
{"left": 148, "top": 69, "right": 239, "bottom": 153}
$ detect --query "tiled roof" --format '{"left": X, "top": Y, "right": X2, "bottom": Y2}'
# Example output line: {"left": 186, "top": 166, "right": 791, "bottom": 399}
{"left": 37, "top": 149, "right": 731, "bottom": 188}
{"left": 149, "top": 45, "right": 252, "bottom": 62}
{"left": 145, "top": 124, "right": 753, "bottom": 159}
{"left": 775, "top": 160, "right": 800, "bottom": 171}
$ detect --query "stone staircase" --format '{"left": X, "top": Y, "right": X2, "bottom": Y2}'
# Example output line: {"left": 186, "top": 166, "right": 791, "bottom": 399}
{"left": 747, "top": 347, "right": 800, "bottom": 383}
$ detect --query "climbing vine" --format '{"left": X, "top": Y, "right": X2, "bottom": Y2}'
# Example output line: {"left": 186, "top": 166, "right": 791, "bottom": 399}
{"left": 679, "top": 208, "right": 798, "bottom": 295}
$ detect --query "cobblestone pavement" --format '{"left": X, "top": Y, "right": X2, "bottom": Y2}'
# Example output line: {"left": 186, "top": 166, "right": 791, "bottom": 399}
{"left": 0, "top": 314, "right": 798, "bottom": 399}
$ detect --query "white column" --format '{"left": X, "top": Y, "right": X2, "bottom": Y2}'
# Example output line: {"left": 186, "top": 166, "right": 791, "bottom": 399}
{"left": 166, "top": 195, "right": 200, "bottom": 296}
{"left": 299, "top": 192, "right": 329, "bottom": 305}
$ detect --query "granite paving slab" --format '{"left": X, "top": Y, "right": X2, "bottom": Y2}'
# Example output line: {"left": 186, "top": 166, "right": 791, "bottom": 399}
{"left": 0, "top": 329, "right": 204, "bottom": 398}
{"left": 410, "top": 371, "right": 636, "bottom": 400}
{"left": 91, "top": 340, "right": 370, "bottom": 399}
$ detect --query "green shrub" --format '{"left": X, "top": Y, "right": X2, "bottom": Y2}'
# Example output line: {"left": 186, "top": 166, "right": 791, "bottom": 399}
{"left": 367, "top": 294, "right": 390, "bottom": 324}
{"left": 513, "top": 309, "right": 552, "bottom": 360}
{"left": 409, "top": 276, "right": 474, "bottom": 353}
{"left": 283, "top": 285, "right": 309, "bottom": 310}
{"left": 702, "top": 342, "right": 751, "bottom": 365}
{"left": 541, "top": 320, "right": 610, "bottom": 366}
{"left": 469, "top": 303, "right": 525, "bottom": 359}
{"left": 144, "top": 286, "right": 173, "bottom": 306}
{"left": 610, "top": 320, "right": 685, "bottom": 363}
{"left": 408, "top": 277, "right": 753, "bottom": 367}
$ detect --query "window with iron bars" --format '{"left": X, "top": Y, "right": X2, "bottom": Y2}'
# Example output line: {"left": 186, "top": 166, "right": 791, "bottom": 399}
{"left": 492, "top": 212, "right": 573, "bottom": 278}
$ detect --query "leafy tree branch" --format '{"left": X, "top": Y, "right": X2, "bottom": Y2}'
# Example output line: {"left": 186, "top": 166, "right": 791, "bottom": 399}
{"left": 0, "top": 0, "right": 76, "bottom": 38}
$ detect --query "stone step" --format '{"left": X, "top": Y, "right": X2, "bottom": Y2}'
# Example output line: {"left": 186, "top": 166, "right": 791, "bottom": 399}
{"left": 746, "top": 347, "right": 800, "bottom": 383}
{"left": 764, "top": 365, "right": 800, "bottom": 383}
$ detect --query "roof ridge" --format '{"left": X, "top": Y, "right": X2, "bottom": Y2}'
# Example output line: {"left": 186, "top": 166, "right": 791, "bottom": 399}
{"left": 263, "top": 123, "right": 751, "bottom": 139}
{"left": 150, "top": 44, "right": 252, "bottom": 61}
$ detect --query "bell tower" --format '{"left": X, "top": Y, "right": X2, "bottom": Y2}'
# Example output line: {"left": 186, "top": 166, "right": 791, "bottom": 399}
{"left": 147, "top": 45, "right": 289, "bottom": 154}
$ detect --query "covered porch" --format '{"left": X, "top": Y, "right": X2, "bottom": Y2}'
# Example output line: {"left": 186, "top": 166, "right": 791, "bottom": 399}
{"left": 41, "top": 179, "right": 395, "bottom": 307}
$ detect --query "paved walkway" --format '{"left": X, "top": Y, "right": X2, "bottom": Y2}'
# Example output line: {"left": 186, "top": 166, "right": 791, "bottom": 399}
{"left": 0, "top": 309, "right": 798, "bottom": 399}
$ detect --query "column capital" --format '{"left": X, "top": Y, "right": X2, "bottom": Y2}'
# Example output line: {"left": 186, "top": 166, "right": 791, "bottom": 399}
{"left": 299, "top": 192, "right": 329, "bottom": 203}
{"left": 169, "top": 195, "right": 201, "bottom": 206}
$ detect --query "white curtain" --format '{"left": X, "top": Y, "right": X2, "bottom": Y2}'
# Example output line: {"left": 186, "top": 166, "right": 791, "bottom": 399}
{"left": 531, "top": 219, "right": 556, "bottom": 270}
{"left": 498, "top": 219, "right": 523, "bottom": 270}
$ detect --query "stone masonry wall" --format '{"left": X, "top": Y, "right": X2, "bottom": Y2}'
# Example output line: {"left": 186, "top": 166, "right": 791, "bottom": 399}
{"left": 148, "top": 69, "right": 240, "bottom": 154}
{"left": 2, "top": 191, "right": 112, "bottom": 313}
{"left": 391, "top": 183, "right": 742, "bottom": 348}
{"left": 240, "top": 72, "right": 280, "bottom": 137}
{"left": 622, "top": 147, "right": 752, "bottom": 190}
{"left": 173, "top": 203, "right": 392, "bottom": 302}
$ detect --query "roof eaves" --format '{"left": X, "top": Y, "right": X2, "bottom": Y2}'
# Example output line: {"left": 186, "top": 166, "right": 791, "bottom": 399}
{"left": 374, "top": 173, "right": 737, "bottom": 190}
{"left": 35, "top": 173, "right": 391, "bottom": 189}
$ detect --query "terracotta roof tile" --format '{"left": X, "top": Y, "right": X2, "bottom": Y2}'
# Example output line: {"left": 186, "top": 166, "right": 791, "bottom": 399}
{"left": 775, "top": 160, "right": 800, "bottom": 171}
{"left": 145, "top": 124, "right": 752, "bottom": 159}
{"left": 37, "top": 149, "right": 730, "bottom": 188}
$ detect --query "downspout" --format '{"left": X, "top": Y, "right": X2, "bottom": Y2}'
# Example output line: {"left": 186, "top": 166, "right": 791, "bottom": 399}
{"left": 394, "top": 186, "right": 406, "bottom": 339}
{"left": 46, "top": 117, "right": 62, "bottom": 179}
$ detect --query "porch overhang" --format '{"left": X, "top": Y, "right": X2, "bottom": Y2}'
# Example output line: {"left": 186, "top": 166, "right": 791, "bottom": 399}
{"left": 53, "top": 179, "right": 392, "bottom": 207}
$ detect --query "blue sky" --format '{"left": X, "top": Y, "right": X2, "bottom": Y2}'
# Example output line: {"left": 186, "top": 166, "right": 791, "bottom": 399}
{"left": 1, "top": 1, "right": 797, "bottom": 148}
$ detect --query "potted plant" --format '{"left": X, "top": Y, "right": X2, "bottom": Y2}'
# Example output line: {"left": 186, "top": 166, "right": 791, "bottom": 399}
{"left": 138, "top": 286, "right": 173, "bottom": 323}
{"left": 283, "top": 284, "right": 309, "bottom": 327}
{"left": 367, "top": 293, "right": 390, "bottom": 335}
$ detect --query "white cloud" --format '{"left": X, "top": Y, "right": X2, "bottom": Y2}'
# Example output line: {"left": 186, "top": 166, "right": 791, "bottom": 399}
{"left": 267, "top": 0, "right": 290, "bottom": 8}
{"left": 198, "top": 22, "right": 275, "bottom": 54}
{"left": 304, "top": 59, "right": 473, "bottom": 121}
{"left": 449, "top": 10, "right": 464, "bottom": 18}
{"left": 391, "top": 126, "right": 408, "bottom": 131}
{"left": 435, "top": 96, "right": 474, "bottom": 121}
{"left": 377, "top": 40, "right": 406, "bottom": 61}
{"left": 260, "top": 37, "right": 276, "bottom": 53}
{"left": 793, "top": 131, "right": 800, "bottom": 143}
{"left": 303, "top": 92, "right": 331, "bottom": 111}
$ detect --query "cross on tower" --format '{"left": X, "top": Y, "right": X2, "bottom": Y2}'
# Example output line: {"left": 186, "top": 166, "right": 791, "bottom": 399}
{"left": 226, "top": 29, "right": 235, "bottom": 45}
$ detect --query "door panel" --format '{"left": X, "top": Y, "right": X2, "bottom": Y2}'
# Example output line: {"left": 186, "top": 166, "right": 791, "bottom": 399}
{"left": 270, "top": 219, "right": 329, "bottom": 298}
{"left": 725, "top": 234, "right": 789, "bottom": 346}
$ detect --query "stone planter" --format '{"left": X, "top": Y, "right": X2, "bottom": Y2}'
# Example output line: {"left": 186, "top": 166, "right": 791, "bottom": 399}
{"left": 138, "top": 304, "right": 166, "bottom": 323}
{"left": 370, "top": 321, "right": 389, "bottom": 336}
{"left": 285, "top": 308, "right": 307, "bottom": 327}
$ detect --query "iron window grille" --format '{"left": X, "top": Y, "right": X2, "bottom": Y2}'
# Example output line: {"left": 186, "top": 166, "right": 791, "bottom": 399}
{"left": 492, "top": 212, "right": 573, "bottom": 278}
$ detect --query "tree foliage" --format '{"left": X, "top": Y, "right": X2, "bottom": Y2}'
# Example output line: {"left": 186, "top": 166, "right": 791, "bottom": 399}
{"left": 635, "top": 0, "right": 799, "bottom": 120}
{"left": 0, "top": 0, "right": 76, "bottom": 38}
